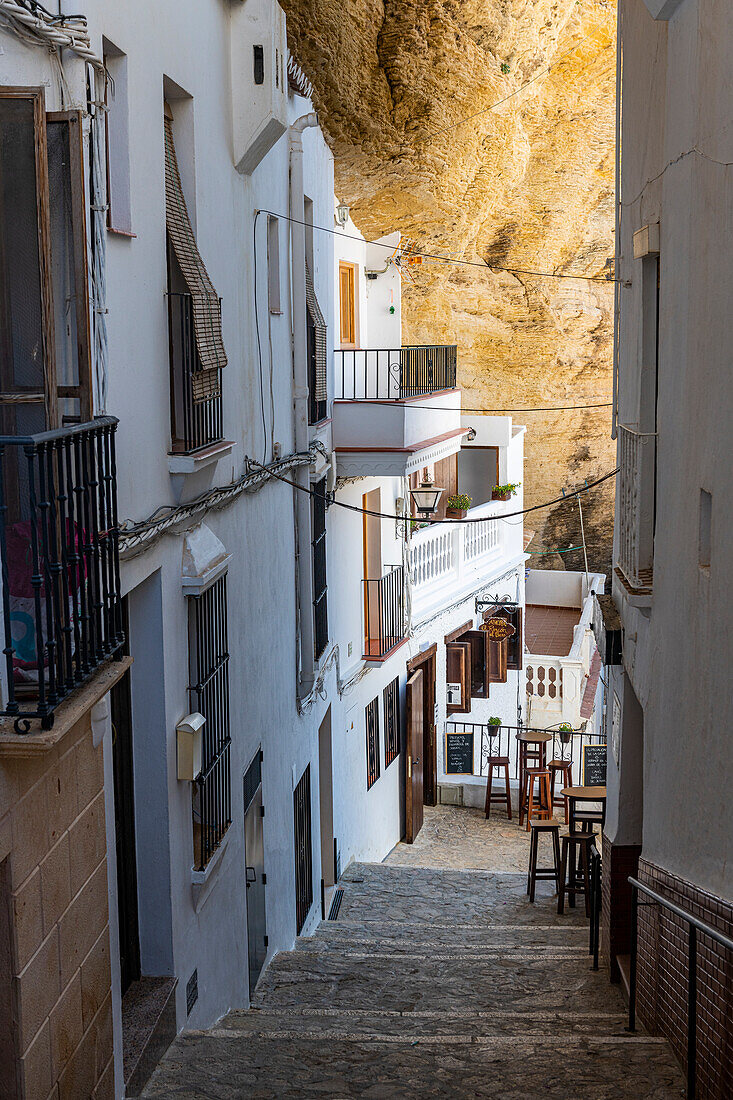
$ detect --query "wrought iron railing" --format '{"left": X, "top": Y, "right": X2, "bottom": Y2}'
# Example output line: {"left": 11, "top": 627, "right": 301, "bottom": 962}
{"left": 0, "top": 417, "right": 123, "bottom": 730}
{"left": 363, "top": 565, "right": 405, "bottom": 659}
{"left": 334, "top": 345, "right": 457, "bottom": 400}
{"left": 168, "top": 291, "right": 223, "bottom": 454}
{"left": 444, "top": 721, "right": 605, "bottom": 785}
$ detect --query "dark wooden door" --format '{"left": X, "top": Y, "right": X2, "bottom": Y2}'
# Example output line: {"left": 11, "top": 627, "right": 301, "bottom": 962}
{"left": 405, "top": 669, "right": 424, "bottom": 842}
{"left": 111, "top": 665, "right": 141, "bottom": 995}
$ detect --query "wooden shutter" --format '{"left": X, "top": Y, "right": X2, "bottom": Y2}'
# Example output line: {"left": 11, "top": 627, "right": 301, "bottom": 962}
{"left": 488, "top": 638, "right": 508, "bottom": 684}
{"left": 484, "top": 607, "right": 523, "bottom": 671}
{"left": 164, "top": 116, "right": 227, "bottom": 394}
{"left": 463, "top": 630, "right": 489, "bottom": 698}
{"left": 446, "top": 641, "right": 471, "bottom": 714}
{"left": 339, "top": 262, "right": 355, "bottom": 346}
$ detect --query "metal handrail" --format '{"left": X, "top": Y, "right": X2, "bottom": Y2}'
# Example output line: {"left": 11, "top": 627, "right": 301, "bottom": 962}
{"left": 627, "top": 875, "right": 733, "bottom": 1098}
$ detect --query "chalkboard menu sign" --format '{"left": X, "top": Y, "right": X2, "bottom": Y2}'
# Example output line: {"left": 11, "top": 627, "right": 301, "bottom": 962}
{"left": 582, "top": 743, "right": 607, "bottom": 786}
{"left": 446, "top": 731, "right": 474, "bottom": 775}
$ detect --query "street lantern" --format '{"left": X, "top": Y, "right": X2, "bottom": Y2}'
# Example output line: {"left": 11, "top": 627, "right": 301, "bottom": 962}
{"left": 335, "top": 201, "right": 350, "bottom": 227}
{"left": 410, "top": 478, "right": 444, "bottom": 518}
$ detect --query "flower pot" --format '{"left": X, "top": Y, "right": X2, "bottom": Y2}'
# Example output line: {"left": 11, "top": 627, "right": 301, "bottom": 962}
{"left": 446, "top": 507, "right": 467, "bottom": 519}
{"left": 492, "top": 490, "right": 511, "bottom": 502}
{"left": 559, "top": 729, "right": 573, "bottom": 745}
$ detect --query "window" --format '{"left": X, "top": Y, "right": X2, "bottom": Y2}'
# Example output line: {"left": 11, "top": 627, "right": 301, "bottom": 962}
{"left": 165, "top": 102, "right": 227, "bottom": 453}
{"left": 485, "top": 607, "right": 523, "bottom": 670}
{"left": 267, "top": 215, "right": 281, "bottom": 313}
{"left": 306, "top": 259, "right": 327, "bottom": 424}
{"left": 188, "top": 575, "right": 231, "bottom": 869}
{"left": 457, "top": 446, "right": 499, "bottom": 508}
{"left": 0, "top": 90, "right": 92, "bottom": 436}
{"left": 293, "top": 765, "right": 313, "bottom": 934}
{"left": 103, "top": 39, "right": 132, "bottom": 234}
{"left": 365, "top": 697, "right": 380, "bottom": 788}
{"left": 339, "top": 261, "right": 357, "bottom": 347}
{"left": 383, "top": 677, "right": 401, "bottom": 767}
{"left": 312, "top": 478, "right": 328, "bottom": 660}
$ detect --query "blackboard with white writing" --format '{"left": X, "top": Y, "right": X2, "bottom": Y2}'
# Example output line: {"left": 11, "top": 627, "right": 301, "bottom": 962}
{"left": 446, "top": 731, "right": 474, "bottom": 775}
{"left": 582, "top": 743, "right": 607, "bottom": 786}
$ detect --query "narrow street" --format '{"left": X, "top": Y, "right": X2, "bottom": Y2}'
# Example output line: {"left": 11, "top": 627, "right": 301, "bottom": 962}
{"left": 143, "top": 808, "right": 685, "bottom": 1098}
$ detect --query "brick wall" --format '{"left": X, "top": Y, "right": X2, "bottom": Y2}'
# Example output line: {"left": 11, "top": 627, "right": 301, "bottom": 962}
{"left": 601, "top": 833, "right": 640, "bottom": 982}
{"left": 0, "top": 714, "right": 114, "bottom": 1100}
{"left": 636, "top": 858, "right": 733, "bottom": 1100}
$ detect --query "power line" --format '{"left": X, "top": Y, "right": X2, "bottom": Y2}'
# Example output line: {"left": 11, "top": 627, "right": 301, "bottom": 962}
{"left": 245, "top": 459, "right": 618, "bottom": 524}
{"left": 257, "top": 208, "right": 615, "bottom": 284}
{"left": 335, "top": 398, "right": 612, "bottom": 413}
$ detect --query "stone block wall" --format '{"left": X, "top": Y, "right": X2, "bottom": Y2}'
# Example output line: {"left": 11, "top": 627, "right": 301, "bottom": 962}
{"left": 636, "top": 858, "right": 733, "bottom": 1100}
{"left": 0, "top": 714, "right": 113, "bottom": 1100}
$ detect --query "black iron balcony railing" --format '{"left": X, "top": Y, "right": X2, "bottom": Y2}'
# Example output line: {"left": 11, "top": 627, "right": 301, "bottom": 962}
{"left": 335, "top": 345, "right": 457, "bottom": 401}
{"left": 168, "top": 291, "right": 224, "bottom": 454}
{"left": 0, "top": 417, "right": 124, "bottom": 731}
{"left": 363, "top": 565, "right": 405, "bottom": 659}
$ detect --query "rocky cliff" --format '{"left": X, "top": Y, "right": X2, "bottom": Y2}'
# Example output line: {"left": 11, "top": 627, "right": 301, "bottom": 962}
{"left": 281, "top": 0, "right": 616, "bottom": 574}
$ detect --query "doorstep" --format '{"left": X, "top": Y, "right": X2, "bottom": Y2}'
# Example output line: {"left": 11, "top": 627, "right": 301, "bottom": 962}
{"left": 123, "top": 976, "right": 177, "bottom": 1096}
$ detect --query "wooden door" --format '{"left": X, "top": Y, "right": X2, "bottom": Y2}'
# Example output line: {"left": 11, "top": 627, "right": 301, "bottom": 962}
{"left": 405, "top": 669, "right": 424, "bottom": 842}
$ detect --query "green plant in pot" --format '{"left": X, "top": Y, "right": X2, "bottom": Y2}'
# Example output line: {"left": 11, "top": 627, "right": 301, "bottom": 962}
{"left": 558, "top": 722, "right": 574, "bottom": 745}
{"left": 492, "top": 482, "right": 521, "bottom": 502}
{"left": 488, "top": 716, "right": 502, "bottom": 741}
{"left": 446, "top": 493, "right": 472, "bottom": 519}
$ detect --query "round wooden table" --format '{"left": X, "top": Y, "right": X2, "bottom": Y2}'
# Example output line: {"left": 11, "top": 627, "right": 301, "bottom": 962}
{"left": 561, "top": 785, "right": 607, "bottom": 831}
{"left": 516, "top": 731, "right": 553, "bottom": 823}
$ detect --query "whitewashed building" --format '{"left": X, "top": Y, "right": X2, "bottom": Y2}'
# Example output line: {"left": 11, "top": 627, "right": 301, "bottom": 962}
{"left": 602, "top": 0, "right": 733, "bottom": 1091}
{"left": 0, "top": 1, "right": 539, "bottom": 1096}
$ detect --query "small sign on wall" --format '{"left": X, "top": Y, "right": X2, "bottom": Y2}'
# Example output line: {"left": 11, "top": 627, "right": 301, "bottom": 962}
{"left": 582, "top": 743, "right": 607, "bottom": 786}
{"left": 446, "top": 682, "right": 462, "bottom": 707}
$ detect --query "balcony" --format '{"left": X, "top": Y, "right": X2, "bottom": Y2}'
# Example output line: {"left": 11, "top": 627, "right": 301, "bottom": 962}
{"left": 409, "top": 501, "right": 510, "bottom": 623}
{"left": 332, "top": 346, "right": 466, "bottom": 477}
{"left": 524, "top": 569, "right": 605, "bottom": 730}
{"left": 0, "top": 418, "right": 124, "bottom": 731}
{"left": 363, "top": 565, "right": 406, "bottom": 660}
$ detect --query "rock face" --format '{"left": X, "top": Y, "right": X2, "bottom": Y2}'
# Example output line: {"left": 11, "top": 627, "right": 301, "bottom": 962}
{"left": 282, "top": 0, "right": 616, "bottom": 575}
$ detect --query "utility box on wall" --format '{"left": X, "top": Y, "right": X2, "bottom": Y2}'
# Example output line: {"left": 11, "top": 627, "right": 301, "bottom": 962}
{"left": 230, "top": 0, "right": 289, "bottom": 174}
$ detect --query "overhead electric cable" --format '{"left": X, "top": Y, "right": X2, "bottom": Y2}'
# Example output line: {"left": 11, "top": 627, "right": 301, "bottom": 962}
{"left": 259, "top": 209, "right": 615, "bottom": 284}
{"left": 337, "top": 399, "right": 612, "bottom": 413}
{"left": 246, "top": 460, "right": 619, "bottom": 524}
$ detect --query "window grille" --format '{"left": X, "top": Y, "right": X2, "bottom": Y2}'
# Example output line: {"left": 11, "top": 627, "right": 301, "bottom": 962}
{"left": 312, "top": 478, "right": 328, "bottom": 660}
{"left": 293, "top": 765, "right": 313, "bottom": 934}
{"left": 366, "top": 696, "right": 380, "bottom": 789}
{"left": 383, "top": 677, "right": 401, "bottom": 768}
{"left": 188, "top": 575, "right": 231, "bottom": 869}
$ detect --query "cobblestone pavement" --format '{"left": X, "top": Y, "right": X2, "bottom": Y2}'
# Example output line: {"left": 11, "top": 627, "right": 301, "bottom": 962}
{"left": 144, "top": 806, "right": 685, "bottom": 1098}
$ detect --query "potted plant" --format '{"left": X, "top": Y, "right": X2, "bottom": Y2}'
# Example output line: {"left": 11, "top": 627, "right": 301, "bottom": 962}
{"left": 492, "top": 482, "right": 521, "bottom": 502}
{"left": 488, "top": 716, "right": 502, "bottom": 739}
{"left": 558, "top": 722, "right": 574, "bottom": 745}
{"left": 446, "top": 492, "right": 472, "bottom": 519}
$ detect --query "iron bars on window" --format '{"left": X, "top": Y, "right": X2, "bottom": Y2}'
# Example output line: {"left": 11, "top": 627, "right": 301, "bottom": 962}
{"left": 293, "top": 764, "right": 313, "bottom": 934}
{"left": 168, "top": 291, "right": 224, "bottom": 454}
{"left": 0, "top": 417, "right": 123, "bottom": 731}
{"left": 366, "top": 696, "right": 380, "bottom": 789}
{"left": 188, "top": 574, "right": 231, "bottom": 870}
{"left": 383, "top": 676, "right": 400, "bottom": 768}
{"left": 311, "top": 478, "right": 328, "bottom": 660}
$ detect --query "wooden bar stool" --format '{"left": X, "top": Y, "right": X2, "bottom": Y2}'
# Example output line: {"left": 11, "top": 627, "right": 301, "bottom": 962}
{"left": 521, "top": 767, "right": 552, "bottom": 830}
{"left": 516, "top": 732, "right": 552, "bottom": 823}
{"left": 527, "top": 819, "right": 561, "bottom": 901}
{"left": 557, "top": 831, "right": 594, "bottom": 917}
{"left": 548, "top": 759, "right": 573, "bottom": 824}
{"left": 484, "top": 755, "right": 512, "bottom": 820}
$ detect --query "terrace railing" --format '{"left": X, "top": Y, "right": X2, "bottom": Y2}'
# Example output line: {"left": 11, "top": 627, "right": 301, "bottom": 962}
{"left": 334, "top": 345, "right": 457, "bottom": 400}
{"left": 363, "top": 565, "right": 405, "bottom": 659}
{"left": 0, "top": 417, "right": 124, "bottom": 730}
{"left": 445, "top": 720, "right": 606, "bottom": 786}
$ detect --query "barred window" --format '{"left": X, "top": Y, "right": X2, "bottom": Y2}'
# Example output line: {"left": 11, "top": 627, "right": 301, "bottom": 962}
{"left": 312, "top": 478, "right": 328, "bottom": 660}
{"left": 383, "top": 677, "right": 401, "bottom": 768}
{"left": 188, "top": 575, "right": 231, "bottom": 869}
{"left": 366, "top": 697, "right": 380, "bottom": 789}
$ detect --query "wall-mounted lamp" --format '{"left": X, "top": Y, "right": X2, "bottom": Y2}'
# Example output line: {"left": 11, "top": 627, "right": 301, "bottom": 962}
{"left": 335, "top": 202, "right": 350, "bottom": 227}
{"left": 177, "top": 712, "right": 205, "bottom": 781}
{"left": 410, "top": 479, "right": 443, "bottom": 518}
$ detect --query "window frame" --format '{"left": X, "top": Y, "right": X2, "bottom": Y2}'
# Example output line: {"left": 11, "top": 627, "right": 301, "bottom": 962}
{"left": 383, "top": 676, "right": 401, "bottom": 768}
{"left": 311, "top": 477, "right": 328, "bottom": 660}
{"left": 339, "top": 260, "right": 357, "bottom": 349}
{"left": 267, "top": 214, "right": 281, "bottom": 314}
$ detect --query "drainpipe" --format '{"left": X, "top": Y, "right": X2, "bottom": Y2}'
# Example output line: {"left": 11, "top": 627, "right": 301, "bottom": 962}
{"left": 290, "top": 112, "right": 319, "bottom": 699}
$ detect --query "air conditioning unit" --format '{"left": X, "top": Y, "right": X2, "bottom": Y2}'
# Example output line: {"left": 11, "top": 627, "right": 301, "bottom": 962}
{"left": 231, "top": 0, "right": 289, "bottom": 174}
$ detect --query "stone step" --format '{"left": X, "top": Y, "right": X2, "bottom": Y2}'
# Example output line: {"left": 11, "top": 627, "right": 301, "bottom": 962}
{"left": 144, "top": 1032, "right": 686, "bottom": 1099}
{"left": 252, "top": 952, "right": 623, "bottom": 1015}
{"left": 221, "top": 1004, "right": 630, "bottom": 1039}
{"left": 301, "top": 922, "right": 591, "bottom": 952}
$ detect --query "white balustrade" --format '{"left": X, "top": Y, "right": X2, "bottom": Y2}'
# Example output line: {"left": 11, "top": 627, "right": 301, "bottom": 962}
{"left": 410, "top": 526, "right": 455, "bottom": 588}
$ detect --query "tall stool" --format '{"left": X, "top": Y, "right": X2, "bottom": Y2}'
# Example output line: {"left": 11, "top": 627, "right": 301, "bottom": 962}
{"left": 517, "top": 732, "right": 552, "bottom": 822}
{"left": 548, "top": 759, "right": 573, "bottom": 824}
{"left": 521, "top": 768, "right": 552, "bottom": 830}
{"left": 557, "top": 831, "right": 594, "bottom": 916}
{"left": 527, "top": 819, "right": 561, "bottom": 901}
{"left": 484, "top": 755, "right": 512, "bottom": 820}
